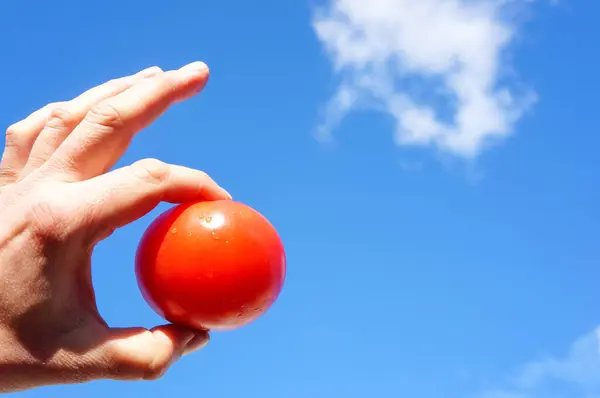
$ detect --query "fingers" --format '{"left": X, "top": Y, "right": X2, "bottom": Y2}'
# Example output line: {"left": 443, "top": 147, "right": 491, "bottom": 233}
{"left": 0, "top": 66, "right": 162, "bottom": 187}
{"left": 100, "top": 325, "right": 209, "bottom": 381}
{"left": 19, "top": 66, "right": 162, "bottom": 179}
{"left": 74, "top": 158, "right": 230, "bottom": 239}
{"left": 0, "top": 103, "right": 62, "bottom": 186}
{"left": 47, "top": 62, "right": 210, "bottom": 181}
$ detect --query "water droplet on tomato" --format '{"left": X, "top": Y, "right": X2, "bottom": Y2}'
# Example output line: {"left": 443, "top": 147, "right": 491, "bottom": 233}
{"left": 200, "top": 213, "right": 225, "bottom": 229}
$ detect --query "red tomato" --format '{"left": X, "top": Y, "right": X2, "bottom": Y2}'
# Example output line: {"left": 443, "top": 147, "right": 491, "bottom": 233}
{"left": 135, "top": 200, "right": 286, "bottom": 331}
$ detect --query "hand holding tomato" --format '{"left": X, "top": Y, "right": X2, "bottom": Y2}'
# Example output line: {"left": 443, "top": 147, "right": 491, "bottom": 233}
{"left": 0, "top": 62, "right": 233, "bottom": 392}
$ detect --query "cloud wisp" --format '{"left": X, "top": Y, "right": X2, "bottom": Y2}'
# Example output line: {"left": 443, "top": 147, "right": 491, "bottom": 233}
{"left": 312, "top": 0, "right": 537, "bottom": 158}
{"left": 479, "top": 327, "right": 600, "bottom": 398}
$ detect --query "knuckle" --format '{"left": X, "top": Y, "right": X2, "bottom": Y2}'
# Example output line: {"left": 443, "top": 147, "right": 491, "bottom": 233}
{"left": 131, "top": 158, "right": 171, "bottom": 185}
{"left": 103, "top": 334, "right": 170, "bottom": 381}
{"left": 152, "top": 72, "right": 178, "bottom": 91}
{"left": 142, "top": 362, "right": 167, "bottom": 381}
{"left": 197, "top": 170, "right": 214, "bottom": 185}
{"left": 4, "top": 101, "right": 67, "bottom": 147}
{"left": 105, "top": 78, "right": 123, "bottom": 88}
{"left": 5, "top": 123, "right": 25, "bottom": 146}
{"left": 109, "top": 358, "right": 166, "bottom": 381}
{"left": 44, "top": 101, "right": 67, "bottom": 111}
{"left": 44, "top": 106, "right": 78, "bottom": 132}
{"left": 24, "top": 190, "right": 70, "bottom": 241}
{"left": 102, "top": 77, "right": 129, "bottom": 93}
{"left": 85, "top": 102, "right": 125, "bottom": 132}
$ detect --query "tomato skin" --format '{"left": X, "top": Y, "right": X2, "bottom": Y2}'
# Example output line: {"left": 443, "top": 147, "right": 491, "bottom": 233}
{"left": 135, "top": 200, "right": 286, "bottom": 331}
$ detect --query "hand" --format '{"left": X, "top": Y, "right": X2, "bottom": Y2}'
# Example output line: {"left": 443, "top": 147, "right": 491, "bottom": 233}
{"left": 0, "top": 61, "right": 231, "bottom": 392}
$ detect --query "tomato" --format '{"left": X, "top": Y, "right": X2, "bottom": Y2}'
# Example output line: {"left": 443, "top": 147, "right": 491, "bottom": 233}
{"left": 135, "top": 200, "right": 286, "bottom": 331}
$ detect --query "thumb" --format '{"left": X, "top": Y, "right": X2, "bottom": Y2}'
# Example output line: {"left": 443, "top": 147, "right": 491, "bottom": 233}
{"left": 100, "top": 324, "right": 209, "bottom": 381}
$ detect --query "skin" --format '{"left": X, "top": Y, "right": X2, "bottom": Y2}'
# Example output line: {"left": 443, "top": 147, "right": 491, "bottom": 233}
{"left": 0, "top": 61, "right": 231, "bottom": 392}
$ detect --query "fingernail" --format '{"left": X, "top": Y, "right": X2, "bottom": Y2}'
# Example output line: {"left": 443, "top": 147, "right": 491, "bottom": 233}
{"left": 137, "top": 66, "right": 163, "bottom": 77}
{"left": 179, "top": 61, "right": 209, "bottom": 74}
{"left": 183, "top": 332, "right": 210, "bottom": 356}
{"left": 223, "top": 189, "right": 233, "bottom": 200}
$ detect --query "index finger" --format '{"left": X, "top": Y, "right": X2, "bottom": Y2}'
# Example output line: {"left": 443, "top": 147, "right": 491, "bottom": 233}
{"left": 47, "top": 61, "right": 210, "bottom": 181}
{"left": 74, "top": 158, "right": 231, "bottom": 241}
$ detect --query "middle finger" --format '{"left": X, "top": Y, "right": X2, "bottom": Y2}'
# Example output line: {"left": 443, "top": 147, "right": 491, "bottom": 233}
{"left": 46, "top": 61, "right": 210, "bottom": 182}
{"left": 20, "top": 66, "right": 163, "bottom": 179}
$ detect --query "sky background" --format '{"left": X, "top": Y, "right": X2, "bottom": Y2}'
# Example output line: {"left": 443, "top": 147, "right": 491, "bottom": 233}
{"left": 1, "top": 1, "right": 599, "bottom": 397}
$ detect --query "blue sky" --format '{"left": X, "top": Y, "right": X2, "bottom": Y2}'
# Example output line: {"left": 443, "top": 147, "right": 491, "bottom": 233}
{"left": 1, "top": 1, "right": 599, "bottom": 397}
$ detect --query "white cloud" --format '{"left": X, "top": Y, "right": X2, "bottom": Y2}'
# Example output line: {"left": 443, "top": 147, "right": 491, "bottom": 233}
{"left": 479, "top": 327, "right": 600, "bottom": 398}
{"left": 312, "top": 0, "right": 537, "bottom": 158}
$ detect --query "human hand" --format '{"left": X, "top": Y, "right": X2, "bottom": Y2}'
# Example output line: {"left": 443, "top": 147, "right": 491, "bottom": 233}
{"left": 0, "top": 61, "right": 231, "bottom": 392}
